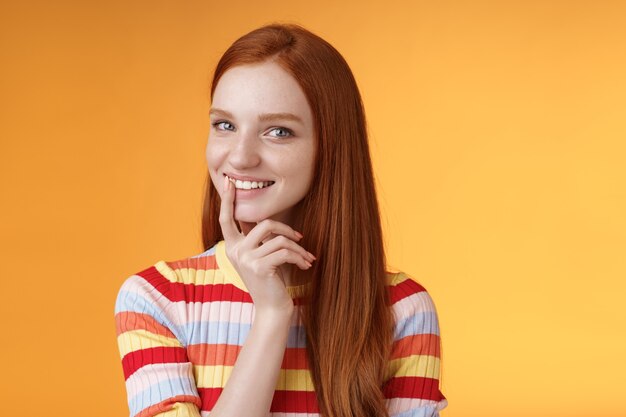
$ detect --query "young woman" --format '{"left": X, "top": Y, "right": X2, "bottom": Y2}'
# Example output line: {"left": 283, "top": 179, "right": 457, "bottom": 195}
{"left": 115, "top": 23, "right": 448, "bottom": 417}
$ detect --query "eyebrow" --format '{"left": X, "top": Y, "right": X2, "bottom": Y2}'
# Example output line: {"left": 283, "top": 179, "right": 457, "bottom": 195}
{"left": 209, "top": 108, "right": 304, "bottom": 125}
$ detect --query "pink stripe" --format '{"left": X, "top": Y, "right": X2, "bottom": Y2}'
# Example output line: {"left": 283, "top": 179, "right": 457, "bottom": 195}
{"left": 126, "top": 362, "right": 195, "bottom": 398}
{"left": 120, "top": 275, "right": 176, "bottom": 317}
{"left": 187, "top": 300, "right": 255, "bottom": 325}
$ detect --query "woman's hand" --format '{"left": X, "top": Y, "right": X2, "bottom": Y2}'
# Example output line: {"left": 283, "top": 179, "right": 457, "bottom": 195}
{"left": 219, "top": 176, "right": 316, "bottom": 314}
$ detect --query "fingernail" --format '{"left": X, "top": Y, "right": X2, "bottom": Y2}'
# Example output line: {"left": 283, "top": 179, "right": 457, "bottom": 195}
{"left": 307, "top": 252, "right": 316, "bottom": 260}
{"left": 295, "top": 231, "right": 304, "bottom": 239}
{"left": 305, "top": 261, "right": 312, "bottom": 268}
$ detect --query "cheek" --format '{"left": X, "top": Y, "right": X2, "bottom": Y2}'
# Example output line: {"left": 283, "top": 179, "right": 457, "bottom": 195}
{"left": 299, "top": 145, "right": 317, "bottom": 181}
{"left": 207, "top": 169, "right": 221, "bottom": 196}
{"left": 205, "top": 140, "right": 225, "bottom": 192}
{"left": 205, "top": 140, "right": 223, "bottom": 170}
{"left": 287, "top": 148, "right": 316, "bottom": 192}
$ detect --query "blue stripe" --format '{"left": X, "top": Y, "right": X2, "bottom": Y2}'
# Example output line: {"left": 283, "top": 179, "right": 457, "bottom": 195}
{"left": 391, "top": 405, "right": 440, "bottom": 417}
{"left": 190, "top": 246, "right": 217, "bottom": 259}
{"left": 184, "top": 320, "right": 307, "bottom": 348}
{"left": 395, "top": 311, "right": 440, "bottom": 339}
{"left": 185, "top": 320, "right": 251, "bottom": 346}
{"left": 114, "top": 285, "right": 188, "bottom": 345}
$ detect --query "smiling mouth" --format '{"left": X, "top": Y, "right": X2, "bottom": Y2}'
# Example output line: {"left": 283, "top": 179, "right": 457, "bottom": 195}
{"left": 225, "top": 174, "right": 276, "bottom": 190}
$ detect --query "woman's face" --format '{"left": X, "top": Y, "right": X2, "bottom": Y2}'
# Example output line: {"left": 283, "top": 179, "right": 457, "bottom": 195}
{"left": 206, "top": 60, "right": 316, "bottom": 226}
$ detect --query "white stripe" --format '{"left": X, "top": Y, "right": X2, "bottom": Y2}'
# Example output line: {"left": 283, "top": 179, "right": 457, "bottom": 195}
{"left": 386, "top": 397, "right": 448, "bottom": 415}
{"left": 126, "top": 362, "right": 195, "bottom": 398}
{"left": 392, "top": 291, "right": 436, "bottom": 323}
{"left": 121, "top": 277, "right": 304, "bottom": 328}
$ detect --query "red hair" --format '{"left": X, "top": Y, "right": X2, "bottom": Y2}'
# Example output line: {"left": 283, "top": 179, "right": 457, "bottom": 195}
{"left": 202, "top": 23, "right": 394, "bottom": 417}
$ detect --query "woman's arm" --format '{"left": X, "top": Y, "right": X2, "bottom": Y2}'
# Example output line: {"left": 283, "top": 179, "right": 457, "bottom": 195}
{"left": 208, "top": 306, "right": 293, "bottom": 417}
{"left": 208, "top": 175, "right": 314, "bottom": 416}
{"left": 384, "top": 273, "right": 448, "bottom": 416}
{"left": 115, "top": 273, "right": 202, "bottom": 417}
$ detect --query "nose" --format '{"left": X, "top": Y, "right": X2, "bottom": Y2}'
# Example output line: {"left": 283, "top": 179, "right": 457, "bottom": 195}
{"left": 228, "top": 130, "right": 261, "bottom": 169}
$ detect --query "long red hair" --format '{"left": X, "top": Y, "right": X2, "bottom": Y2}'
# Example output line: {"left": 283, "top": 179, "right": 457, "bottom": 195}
{"left": 201, "top": 23, "right": 394, "bottom": 417}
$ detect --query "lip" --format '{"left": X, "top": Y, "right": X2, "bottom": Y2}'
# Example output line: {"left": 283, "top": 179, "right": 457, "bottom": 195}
{"left": 222, "top": 172, "right": 276, "bottom": 199}
{"left": 232, "top": 185, "right": 272, "bottom": 199}
{"left": 223, "top": 172, "right": 273, "bottom": 182}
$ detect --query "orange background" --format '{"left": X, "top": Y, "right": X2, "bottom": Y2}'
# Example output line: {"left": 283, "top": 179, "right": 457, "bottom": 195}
{"left": 1, "top": 1, "right": 625, "bottom": 416}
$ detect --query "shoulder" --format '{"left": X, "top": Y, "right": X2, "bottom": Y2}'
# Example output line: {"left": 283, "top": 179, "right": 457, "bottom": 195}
{"left": 386, "top": 271, "right": 428, "bottom": 298}
{"left": 114, "top": 242, "right": 224, "bottom": 312}
{"left": 386, "top": 270, "right": 435, "bottom": 308}
{"left": 385, "top": 271, "right": 441, "bottom": 337}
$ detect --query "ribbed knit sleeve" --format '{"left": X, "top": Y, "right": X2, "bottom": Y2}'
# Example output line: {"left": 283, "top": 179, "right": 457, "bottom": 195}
{"left": 114, "top": 265, "right": 202, "bottom": 417}
{"left": 384, "top": 273, "right": 448, "bottom": 417}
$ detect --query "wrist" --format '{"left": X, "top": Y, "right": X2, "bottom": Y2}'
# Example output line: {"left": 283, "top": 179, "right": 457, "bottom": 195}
{"left": 254, "top": 304, "right": 294, "bottom": 324}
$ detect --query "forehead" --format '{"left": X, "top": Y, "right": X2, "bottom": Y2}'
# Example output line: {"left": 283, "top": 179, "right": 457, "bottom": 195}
{"left": 211, "top": 61, "right": 312, "bottom": 121}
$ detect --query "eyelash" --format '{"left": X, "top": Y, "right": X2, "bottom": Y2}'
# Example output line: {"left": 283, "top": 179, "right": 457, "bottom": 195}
{"left": 211, "top": 121, "right": 234, "bottom": 132}
{"left": 211, "top": 121, "right": 294, "bottom": 138}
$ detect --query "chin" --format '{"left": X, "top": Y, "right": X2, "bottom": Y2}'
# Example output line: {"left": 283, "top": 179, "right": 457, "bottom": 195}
{"left": 233, "top": 208, "right": 267, "bottom": 224}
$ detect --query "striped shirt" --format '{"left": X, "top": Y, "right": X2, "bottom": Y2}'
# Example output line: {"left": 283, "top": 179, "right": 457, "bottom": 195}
{"left": 114, "top": 240, "right": 448, "bottom": 417}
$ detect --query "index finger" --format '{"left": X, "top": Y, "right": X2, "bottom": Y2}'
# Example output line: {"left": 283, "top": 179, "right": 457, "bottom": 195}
{"left": 218, "top": 175, "right": 239, "bottom": 241}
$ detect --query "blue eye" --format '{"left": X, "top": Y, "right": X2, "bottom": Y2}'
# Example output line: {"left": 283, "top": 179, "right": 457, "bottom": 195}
{"left": 268, "top": 127, "right": 293, "bottom": 138}
{"left": 212, "top": 121, "right": 235, "bottom": 131}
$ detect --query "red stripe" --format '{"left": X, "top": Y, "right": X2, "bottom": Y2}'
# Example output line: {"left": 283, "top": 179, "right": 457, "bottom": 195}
{"left": 121, "top": 346, "right": 189, "bottom": 380}
{"left": 198, "top": 388, "right": 221, "bottom": 411}
{"left": 136, "top": 265, "right": 253, "bottom": 303}
{"left": 135, "top": 257, "right": 426, "bottom": 305}
{"left": 387, "top": 276, "right": 426, "bottom": 305}
{"left": 383, "top": 376, "right": 446, "bottom": 402}
{"left": 391, "top": 333, "right": 441, "bottom": 359}
{"left": 281, "top": 347, "right": 309, "bottom": 369}
{"left": 186, "top": 344, "right": 241, "bottom": 366}
{"left": 270, "top": 390, "right": 320, "bottom": 413}
{"left": 135, "top": 395, "right": 202, "bottom": 417}
{"left": 199, "top": 388, "right": 319, "bottom": 413}
{"left": 115, "top": 311, "right": 175, "bottom": 338}
{"left": 166, "top": 256, "right": 219, "bottom": 271}
{"left": 186, "top": 344, "right": 309, "bottom": 369}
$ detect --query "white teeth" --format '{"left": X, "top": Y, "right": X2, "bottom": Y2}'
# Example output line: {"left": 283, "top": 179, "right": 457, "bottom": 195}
{"left": 227, "top": 175, "right": 274, "bottom": 190}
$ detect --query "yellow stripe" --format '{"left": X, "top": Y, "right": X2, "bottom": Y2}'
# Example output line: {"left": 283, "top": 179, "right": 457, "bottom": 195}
{"left": 387, "top": 271, "right": 409, "bottom": 286}
{"left": 275, "top": 369, "right": 315, "bottom": 391}
{"left": 154, "top": 256, "right": 412, "bottom": 293}
{"left": 387, "top": 270, "right": 428, "bottom": 291}
{"left": 117, "top": 329, "right": 182, "bottom": 357}
{"left": 154, "top": 261, "right": 180, "bottom": 283}
{"left": 385, "top": 354, "right": 441, "bottom": 381}
{"left": 194, "top": 365, "right": 315, "bottom": 391}
{"left": 193, "top": 364, "right": 233, "bottom": 388}
{"left": 215, "top": 241, "right": 248, "bottom": 292}
{"left": 154, "top": 260, "right": 231, "bottom": 286}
